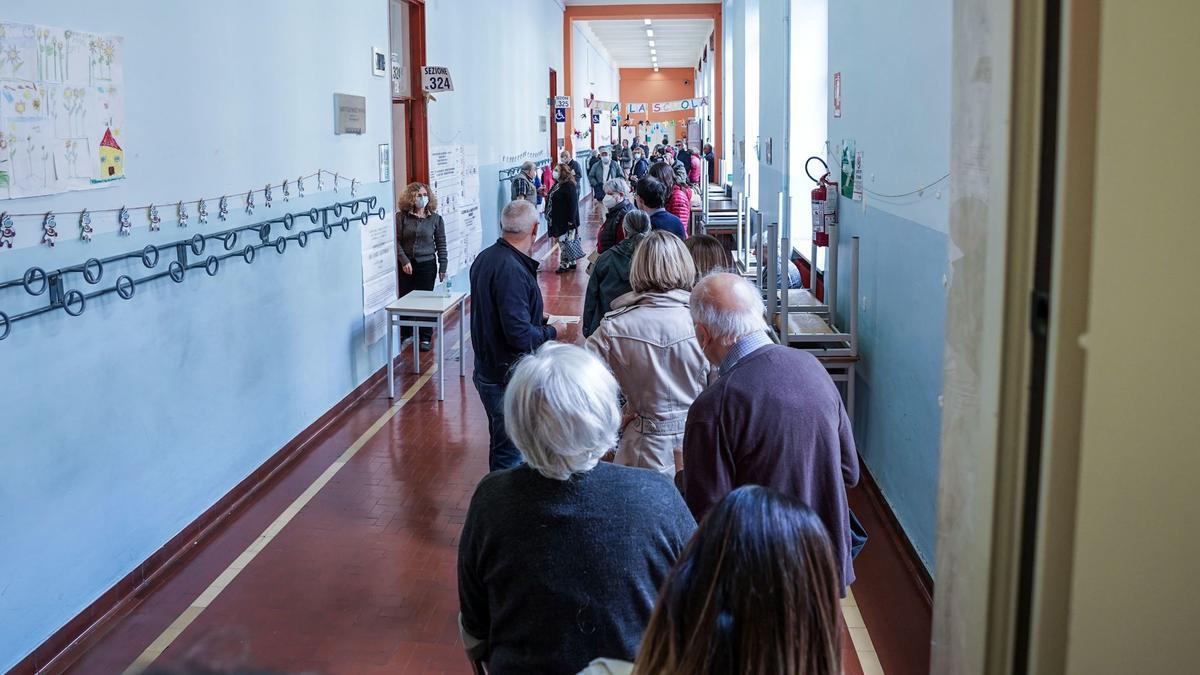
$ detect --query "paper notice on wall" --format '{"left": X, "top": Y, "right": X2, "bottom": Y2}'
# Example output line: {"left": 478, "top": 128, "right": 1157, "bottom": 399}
{"left": 853, "top": 151, "right": 864, "bottom": 201}
{"left": 365, "top": 310, "right": 387, "bottom": 345}
{"left": 361, "top": 215, "right": 397, "bottom": 282}
{"left": 360, "top": 209, "right": 396, "bottom": 347}
{"left": 363, "top": 273, "right": 396, "bottom": 317}
{"left": 428, "top": 144, "right": 483, "bottom": 278}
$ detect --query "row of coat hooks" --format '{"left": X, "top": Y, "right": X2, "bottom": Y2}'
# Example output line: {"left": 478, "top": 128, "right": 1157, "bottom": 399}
{"left": 0, "top": 169, "right": 362, "bottom": 248}
{"left": 0, "top": 196, "right": 385, "bottom": 342}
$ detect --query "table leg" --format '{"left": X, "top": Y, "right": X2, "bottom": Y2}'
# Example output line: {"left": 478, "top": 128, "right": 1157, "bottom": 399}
{"left": 438, "top": 316, "right": 445, "bottom": 401}
{"left": 387, "top": 314, "right": 395, "bottom": 399}
{"left": 459, "top": 301, "right": 465, "bottom": 378}
{"left": 412, "top": 323, "right": 419, "bottom": 374}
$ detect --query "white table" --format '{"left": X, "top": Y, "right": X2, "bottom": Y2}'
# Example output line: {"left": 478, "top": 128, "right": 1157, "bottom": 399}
{"left": 385, "top": 290, "right": 467, "bottom": 401}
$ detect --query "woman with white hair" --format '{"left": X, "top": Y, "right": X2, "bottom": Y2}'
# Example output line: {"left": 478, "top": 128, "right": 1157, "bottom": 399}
{"left": 597, "top": 177, "right": 634, "bottom": 253}
{"left": 458, "top": 343, "right": 696, "bottom": 675}
{"left": 585, "top": 231, "right": 714, "bottom": 475}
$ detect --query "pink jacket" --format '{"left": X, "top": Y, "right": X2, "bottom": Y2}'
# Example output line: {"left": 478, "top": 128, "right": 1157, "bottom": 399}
{"left": 666, "top": 185, "right": 691, "bottom": 236}
{"left": 688, "top": 154, "right": 702, "bottom": 183}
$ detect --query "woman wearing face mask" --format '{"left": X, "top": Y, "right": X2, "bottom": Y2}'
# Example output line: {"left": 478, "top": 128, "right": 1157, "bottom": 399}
{"left": 630, "top": 147, "right": 650, "bottom": 182}
{"left": 597, "top": 178, "right": 634, "bottom": 254}
{"left": 396, "top": 182, "right": 449, "bottom": 351}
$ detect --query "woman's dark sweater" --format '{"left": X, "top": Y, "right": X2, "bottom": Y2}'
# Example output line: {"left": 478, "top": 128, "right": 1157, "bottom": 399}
{"left": 458, "top": 462, "right": 696, "bottom": 675}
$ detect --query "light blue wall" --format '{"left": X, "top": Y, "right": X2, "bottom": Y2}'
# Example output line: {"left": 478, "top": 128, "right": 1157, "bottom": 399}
{"left": 424, "top": 0, "right": 564, "bottom": 275}
{"left": 0, "top": 1, "right": 396, "bottom": 668}
{"left": 828, "top": 0, "right": 952, "bottom": 570}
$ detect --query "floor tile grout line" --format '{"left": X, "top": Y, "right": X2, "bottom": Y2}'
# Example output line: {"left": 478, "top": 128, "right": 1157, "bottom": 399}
{"left": 121, "top": 339, "right": 466, "bottom": 674}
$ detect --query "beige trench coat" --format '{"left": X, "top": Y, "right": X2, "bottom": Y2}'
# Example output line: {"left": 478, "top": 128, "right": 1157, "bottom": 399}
{"left": 585, "top": 289, "right": 714, "bottom": 475}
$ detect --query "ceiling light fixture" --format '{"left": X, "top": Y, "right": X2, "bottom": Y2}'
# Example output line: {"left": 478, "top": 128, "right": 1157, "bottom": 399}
{"left": 644, "top": 18, "right": 652, "bottom": 25}
{"left": 646, "top": 29, "right": 654, "bottom": 37}
{"left": 650, "top": 49, "right": 657, "bottom": 55}
{"left": 648, "top": 40, "right": 655, "bottom": 47}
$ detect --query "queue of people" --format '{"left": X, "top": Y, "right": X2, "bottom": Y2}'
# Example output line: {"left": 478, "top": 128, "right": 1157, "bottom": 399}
{"left": 459, "top": 192, "right": 862, "bottom": 674}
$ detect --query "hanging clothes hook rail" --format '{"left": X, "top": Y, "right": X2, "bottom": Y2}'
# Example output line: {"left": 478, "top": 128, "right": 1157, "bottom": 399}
{"left": 0, "top": 196, "right": 384, "bottom": 342}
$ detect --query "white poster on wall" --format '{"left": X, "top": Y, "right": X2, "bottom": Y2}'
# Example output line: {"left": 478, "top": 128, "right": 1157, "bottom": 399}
{"left": 361, "top": 214, "right": 397, "bottom": 345}
{"left": 0, "top": 21, "right": 126, "bottom": 200}
{"left": 429, "top": 143, "right": 482, "bottom": 278}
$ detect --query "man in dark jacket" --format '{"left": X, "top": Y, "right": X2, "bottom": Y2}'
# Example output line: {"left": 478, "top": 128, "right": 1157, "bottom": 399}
{"left": 680, "top": 273, "right": 860, "bottom": 594}
{"left": 583, "top": 210, "right": 650, "bottom": 337}
{"left": 470, "top": 200, "right": 561, "bottom": 471}
{"left": 635, "top": 176, "right": 686, "bottom": 240}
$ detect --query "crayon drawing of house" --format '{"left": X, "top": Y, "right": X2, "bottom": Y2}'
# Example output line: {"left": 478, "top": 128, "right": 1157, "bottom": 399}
{"left": 93, "top": 127, "right": 123, "bottom": 182}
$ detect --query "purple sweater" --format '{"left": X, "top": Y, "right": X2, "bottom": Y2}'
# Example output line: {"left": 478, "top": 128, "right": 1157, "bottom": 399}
{"left": 681, "top": 344, "right": 860, "bottom": 589}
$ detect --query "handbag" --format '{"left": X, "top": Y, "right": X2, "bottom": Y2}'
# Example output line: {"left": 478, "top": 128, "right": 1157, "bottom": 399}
{"left": 560, "top": 229, "right": 587, "bottom": 263}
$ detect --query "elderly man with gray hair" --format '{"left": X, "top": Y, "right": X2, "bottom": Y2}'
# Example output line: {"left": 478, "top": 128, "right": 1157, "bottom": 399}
{"left": 680, "top": 272, "right": 861, "bottom": 595}
{"left": 469, "top": 200, "right": 563, "bottom": 472}
{"left": 458, "top": 343, "right": 696, "bottom": 674}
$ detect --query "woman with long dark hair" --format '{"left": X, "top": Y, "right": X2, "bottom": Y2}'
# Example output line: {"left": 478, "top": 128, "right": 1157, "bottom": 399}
{"left": 580, "top": 486, "right": 843, "bottom": 675}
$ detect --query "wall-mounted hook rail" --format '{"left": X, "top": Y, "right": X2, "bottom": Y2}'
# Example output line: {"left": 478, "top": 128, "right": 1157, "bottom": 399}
{"left": 0, "top": 197, "right": 384, "bottom": 343}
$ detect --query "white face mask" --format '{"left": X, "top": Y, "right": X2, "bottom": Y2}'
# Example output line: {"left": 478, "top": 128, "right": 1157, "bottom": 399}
{"left": 602, "top": 194, "right": 619, "bottom": 208}
{"left": 601, "top": 155, "right": 611, "bottom": 164}
{"left": 634, "top": 153, "right": 643, "bottom": 160}
{"left": 416, "top": 195, "right": 429, "bottom": 209}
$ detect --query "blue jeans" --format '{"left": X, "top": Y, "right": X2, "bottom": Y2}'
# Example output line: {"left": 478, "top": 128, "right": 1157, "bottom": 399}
{"left": 473, "top": 372, "right": 523, "bottom": 472}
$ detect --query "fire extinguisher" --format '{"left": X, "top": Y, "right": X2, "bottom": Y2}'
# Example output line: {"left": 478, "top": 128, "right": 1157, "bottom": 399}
{"left": 807, "top": 157, "right": 838, "bottom": 248}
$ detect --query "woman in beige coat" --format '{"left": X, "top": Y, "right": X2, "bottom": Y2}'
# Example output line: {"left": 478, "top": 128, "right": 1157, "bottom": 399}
{"left": 585, "top": 231, "right": 714, "bottom": 475}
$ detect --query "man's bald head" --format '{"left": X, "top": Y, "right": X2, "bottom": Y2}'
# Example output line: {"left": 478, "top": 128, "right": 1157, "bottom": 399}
{"left": 690, "top": 272, "right": 767, "bottom": 345}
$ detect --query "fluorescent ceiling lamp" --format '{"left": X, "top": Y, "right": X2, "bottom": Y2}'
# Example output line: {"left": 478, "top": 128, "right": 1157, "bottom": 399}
{"left": 650, "top": 49, "right": 657, "bottom": 54}
{"left": 648, "top": 40, "right": 655, "bottom": 47}
{"left": 644, "top": 18, "right": 652, "bottom": 25}
{"left": 646, "top": 29, "right": 654, "bottom": 37}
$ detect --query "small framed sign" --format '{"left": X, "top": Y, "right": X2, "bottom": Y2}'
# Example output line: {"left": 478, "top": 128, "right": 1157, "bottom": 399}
{"left": 334, "top": 93, "right": 366, "bottom": 135}
{"left": 372, "top": 48, "right": 387, "bottom": 77}
{"left": 379, "top": 144, "right": 391, "bottom": 183}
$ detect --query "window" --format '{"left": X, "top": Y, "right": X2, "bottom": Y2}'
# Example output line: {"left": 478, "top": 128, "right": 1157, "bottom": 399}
{"left": 788, "top": 0, "right": 829, "bottom": 270}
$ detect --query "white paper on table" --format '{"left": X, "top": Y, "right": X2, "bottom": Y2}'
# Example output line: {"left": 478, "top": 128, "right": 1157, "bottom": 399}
{"left": 363, "top": 273, "right": 396, "bottom": 316}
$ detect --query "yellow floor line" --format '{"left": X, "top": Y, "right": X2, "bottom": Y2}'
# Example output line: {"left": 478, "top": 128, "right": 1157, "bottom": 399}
{"left": 842, "top": 589, "right": 886, "bottom": 674}
{"left": 123, "top": 354, "right": 450, "bottom": 674}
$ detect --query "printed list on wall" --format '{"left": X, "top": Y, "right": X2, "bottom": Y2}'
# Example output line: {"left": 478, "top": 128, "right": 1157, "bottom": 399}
{"left": 0, "top": 22, "right": 126, "bottom": 199}
{"left": 429, "top": 144, "right": 481, "bottom": 278}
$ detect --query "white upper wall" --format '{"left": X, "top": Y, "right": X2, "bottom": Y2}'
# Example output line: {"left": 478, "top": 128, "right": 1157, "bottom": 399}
{"left": 571, "top": 21, "right": 620, "bottom": 146}
{"left": 828, "top": 0, "right": 952, "bottom": 232}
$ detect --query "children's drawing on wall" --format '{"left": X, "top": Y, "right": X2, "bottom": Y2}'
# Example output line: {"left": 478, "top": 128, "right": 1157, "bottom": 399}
{"left": 0, "top": 22, "right": 125, "bottom": 200}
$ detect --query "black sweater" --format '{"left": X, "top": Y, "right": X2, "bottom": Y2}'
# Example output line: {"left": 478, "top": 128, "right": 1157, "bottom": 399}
{"left": 458, "top": 463, "right": 697, "bottom": 674}
{"left": 469, "top": 239, "right": 556, "bottom": 382}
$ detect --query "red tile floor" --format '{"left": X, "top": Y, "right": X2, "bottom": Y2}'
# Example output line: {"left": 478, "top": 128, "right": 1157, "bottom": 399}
{"left": 57, "top": 200, "right": 924, "bottom": 674}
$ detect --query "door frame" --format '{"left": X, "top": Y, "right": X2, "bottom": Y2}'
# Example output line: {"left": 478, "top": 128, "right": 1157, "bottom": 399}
{"left": 549, "top": 68, "right": 558, "bottom": 160}
{"left": 390, "top": 0, "right": 429, "bottom": 184}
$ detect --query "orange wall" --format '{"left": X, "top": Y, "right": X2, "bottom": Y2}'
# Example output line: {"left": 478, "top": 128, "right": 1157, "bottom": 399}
{"left": 619, "top": 68, "right": 698, "bottom": 125}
